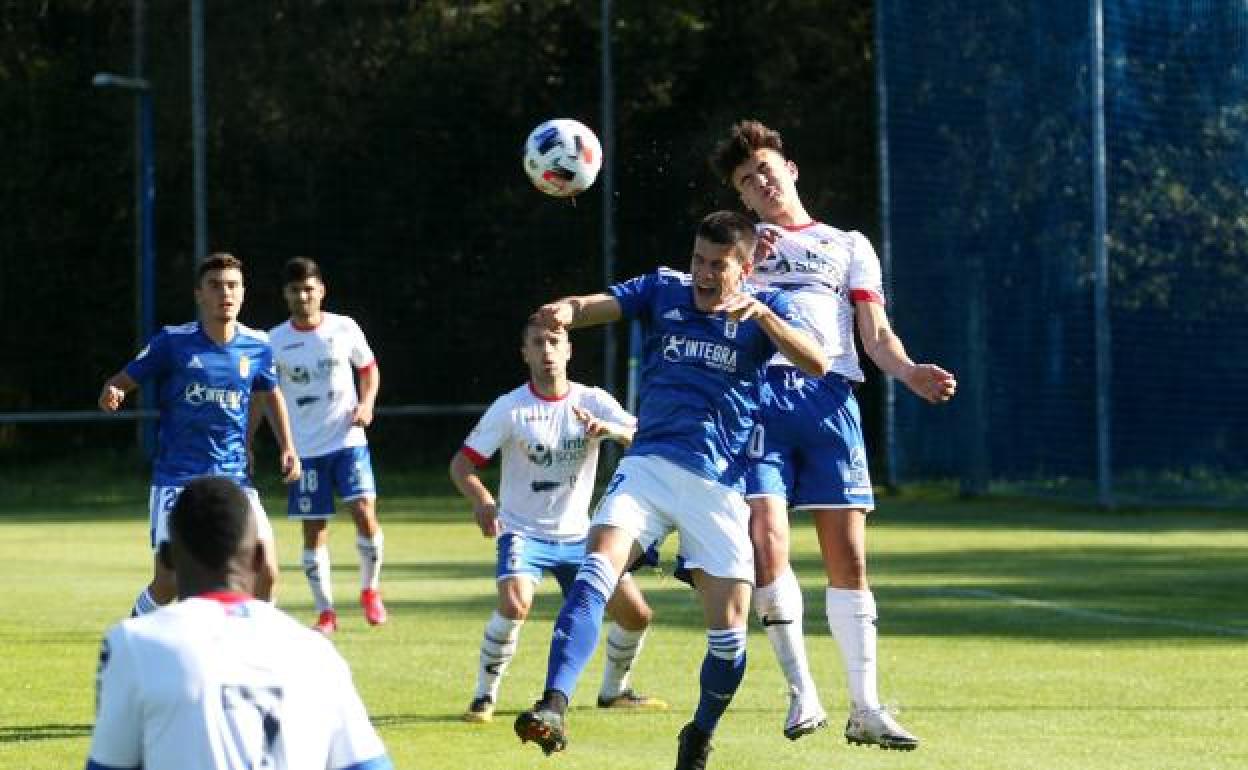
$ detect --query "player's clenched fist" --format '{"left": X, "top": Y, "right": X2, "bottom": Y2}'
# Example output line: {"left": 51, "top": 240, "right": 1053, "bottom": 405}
{"left": 473, "top": 500, "right": 499, "bottom": 538}
{"left": 534, "top": 301, "right": 575, "bottom": 330}
{"left": 903, "top": 364, "right": 957, "bottom": 404}
{"left": 99, "top": 384, "right": 127, "bottom": 412}
{"left": 712, "top": 291, "right": 769, "bottom": 322}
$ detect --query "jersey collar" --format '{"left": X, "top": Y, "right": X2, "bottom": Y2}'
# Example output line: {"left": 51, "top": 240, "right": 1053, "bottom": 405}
{"left": 196, "top": 591, "right": 253, "bottom": 605}
{"left": 528, "top": 381, "right": 569, "bottom": 402}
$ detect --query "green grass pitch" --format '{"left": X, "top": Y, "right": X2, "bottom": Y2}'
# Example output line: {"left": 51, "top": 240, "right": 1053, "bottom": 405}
{"left": 1, "top": 470, "right": 1245, "bottom": 769}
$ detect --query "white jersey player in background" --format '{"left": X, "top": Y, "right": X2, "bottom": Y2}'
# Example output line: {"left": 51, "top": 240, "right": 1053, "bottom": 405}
{"left": 449, "top": 316, "right": 667, "bottom": 724}
{"left": 266, "top": 257, "right": 386, "bottom": 633}
{"left": 709, "top": 120, "right": 956, "bottom": 750}
{"left": 86, "top": 475, "right": 392, "bottom": 770}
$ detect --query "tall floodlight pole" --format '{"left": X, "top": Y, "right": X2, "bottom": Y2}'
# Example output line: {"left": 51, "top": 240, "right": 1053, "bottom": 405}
{"left": 93, "top": 0, "right": 156, "bottom": 457}
{"left": 600, "top": 0, "right": 617, "bottom": 396}
{"left": 874, "top": 0, "right": 898, "bottom": 489}
{"left": 1090, "top": 0, "right": 1114, "bottom": 508}
{"left": 191, "top": 0, "right": 208, "bottom": 263}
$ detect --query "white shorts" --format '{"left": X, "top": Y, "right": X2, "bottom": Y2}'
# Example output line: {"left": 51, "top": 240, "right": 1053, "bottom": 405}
{"left": 148, "top": 485, "right": 274, "bottom": 550}
{"left": 594, "top": 455, "right": 753, "bottom": 583}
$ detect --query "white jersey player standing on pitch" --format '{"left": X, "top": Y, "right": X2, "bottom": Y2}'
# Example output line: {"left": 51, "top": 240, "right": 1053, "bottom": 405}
{"left": 449, "top": 316, "right": 667, "bottom": 724}
{"left": 86, "top": 475, "right": 392, "bottom": 770}
{"left": 709, "top": 120, "right": 957, "bottom": 750}
{"left": 267, "top": 257, "right": 387, "bottom": 634}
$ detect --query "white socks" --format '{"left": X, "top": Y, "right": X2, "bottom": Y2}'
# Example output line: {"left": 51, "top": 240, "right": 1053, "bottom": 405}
{"left": 475, "top": 611, "right": 522, "bottom": 700}
{"left": 302, "top": 547, "right": 333, "bottom": 612}
{"left": 826, "top": 587, "right": 880, "bottom": 711}
{"left": 356, "top": 531, "right": 384, "bottom": 591}
{"left": 599, "top": 623, "right": 648, "bottom": 699}
{"left": 754, "top": 567, "right": 818, "bottom": 696}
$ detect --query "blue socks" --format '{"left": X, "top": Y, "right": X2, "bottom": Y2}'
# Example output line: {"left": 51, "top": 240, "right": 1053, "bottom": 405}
{"left": 544, "top": 553, "right": 618, "bottom": 702}
{"left": 693, "top": 627, "right": 748, "bottom": 734}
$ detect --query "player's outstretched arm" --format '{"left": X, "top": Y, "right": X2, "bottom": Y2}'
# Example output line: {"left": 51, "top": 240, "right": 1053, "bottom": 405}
{"left": 449, "top": 452, "right": 500, "bottom": 537}
{"left": 257, "top": 387, "right": 302, "bottom": 482}
{"left": 97, "top": 371, "right": 138, "bottom": 412}
{"left": 535, "top": 293, "right": 621, "bottom": 331}
{"left": 855, "top": 301, "right": 957, "bottom": 404}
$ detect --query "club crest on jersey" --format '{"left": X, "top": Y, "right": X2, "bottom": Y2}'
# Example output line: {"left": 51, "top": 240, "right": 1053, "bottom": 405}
{"left": 526, "top": 442, "right": 553, "bottom": 467}
{"left": 661, "top": 333, "right": 738, "bottom": 372}
{"left": 287, "top": 364, "right": 312, "bottom": 385}
{"left": 238, "top": 355, "right": 250, "bottom": 378}
{"left": 723, "top": 319, "right": 738, "bottom": 339}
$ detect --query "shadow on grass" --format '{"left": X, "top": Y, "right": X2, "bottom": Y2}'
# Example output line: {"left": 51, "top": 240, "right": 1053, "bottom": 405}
{"left": 4, "top": 479, "right": 1245, "bottom": 643}
{"left": 366, "top": 532, "right": 1248, "bottom": 642}
{"left": 0, "top": 724, "right": 93, "bottom": 743}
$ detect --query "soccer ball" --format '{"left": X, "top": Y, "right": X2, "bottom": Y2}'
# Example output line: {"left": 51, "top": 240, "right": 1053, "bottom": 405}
{"left": 522, "top": 118, "right": 602, "bottom": 198}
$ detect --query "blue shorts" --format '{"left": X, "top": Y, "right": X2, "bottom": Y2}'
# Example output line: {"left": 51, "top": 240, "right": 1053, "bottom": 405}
{"left": 496, "top": 533, "right": 586, "bottom": 593}
{"left": 286, "top": 445, "right": 377, "bottom": 519}
{"left": 745, "top": 368, "right": 875, "bottom": 511}
{"left": 495, "top": 532, "right": 661, "bottom": 592}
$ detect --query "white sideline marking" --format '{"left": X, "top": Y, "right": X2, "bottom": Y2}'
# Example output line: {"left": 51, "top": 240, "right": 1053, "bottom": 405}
{"left": 933, "top": 588, "right": 1248, "bottom": 637}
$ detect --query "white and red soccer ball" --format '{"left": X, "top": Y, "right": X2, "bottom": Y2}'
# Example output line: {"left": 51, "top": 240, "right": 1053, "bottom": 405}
{"left": 522, "top": 118, "right": 602, "bottom": 198}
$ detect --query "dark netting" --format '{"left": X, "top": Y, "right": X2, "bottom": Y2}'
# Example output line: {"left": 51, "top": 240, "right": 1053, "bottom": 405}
{"left": 879, "top": 0, "right": 1248, "bottom": 506}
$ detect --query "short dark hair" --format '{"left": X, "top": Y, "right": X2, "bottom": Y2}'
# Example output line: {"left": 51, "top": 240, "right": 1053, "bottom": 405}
{"left": 283, "top": 256, "right": 323, "bottom": 284}
{"left": 708, "top": 119, "right": 786, "bottom": 186}
{"left": 696, "top": 210, "right": 758, "bottom": 261}
{"left": 196, "top": 252, "right": 243, "bottom": 284}
{"left": 168, "top": 476, "right": 252, "bottom": 570}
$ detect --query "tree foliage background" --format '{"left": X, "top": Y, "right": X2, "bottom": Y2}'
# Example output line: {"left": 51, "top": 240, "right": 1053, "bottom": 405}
{"left": 6, "top": 2, "right": 1245, "bottom": 503}
{"left": 1, "top": 1, "right": 877, "bottom": 462}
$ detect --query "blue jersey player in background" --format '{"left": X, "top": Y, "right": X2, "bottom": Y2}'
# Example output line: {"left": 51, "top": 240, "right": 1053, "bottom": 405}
{"left": 98, "top": 253, "right": 302, "bottom": 616}
{"left": 513, "top": 211, "right": 829, "bottom": 770}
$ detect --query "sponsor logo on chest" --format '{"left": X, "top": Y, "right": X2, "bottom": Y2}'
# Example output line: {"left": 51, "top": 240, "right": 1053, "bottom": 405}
{"left": 662, "top": 334, "right": 739, "bottom": 372}
{"left": 184, "top": 382, "right": 243, "bottom": 409}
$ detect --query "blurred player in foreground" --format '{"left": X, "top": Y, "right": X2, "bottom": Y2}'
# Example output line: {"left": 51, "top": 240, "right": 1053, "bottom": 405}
{"left": 85, "top": 475, "right": 392, "bottom": 770}
{"left": 513, "top": 211, "right": 828, "bottom": 770}
{"left": 267, "top": 257, "right": 386, "bottom": 633}
{"left": 450, "top": 316, "right": 667, "bottom": 724}
{"left": 98, "top": 253, "right": 300, "bottom": 615}
{"left": 709, "top": 120, "right": 956, "bottom": 750}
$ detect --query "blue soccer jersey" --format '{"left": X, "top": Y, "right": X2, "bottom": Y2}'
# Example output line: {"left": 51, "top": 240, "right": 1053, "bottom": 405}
{"left": 609, "top": 268, "right": 802, "bottom": 490}
{"left": 125, "top": 321, "right": 278, "bottom": 486}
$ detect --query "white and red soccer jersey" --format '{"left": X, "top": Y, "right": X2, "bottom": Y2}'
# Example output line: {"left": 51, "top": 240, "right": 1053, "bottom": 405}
{"left": 269, "top": 312, "right": 375, "bottom": 459}
{"left": 87, "top": 595, "right": 391, "bottom": 770}
{"left": 461, "top": 382, "right": 635, "bottom": 542}
{"left": 748, "top": 222, "right": 885, "bottom": 383}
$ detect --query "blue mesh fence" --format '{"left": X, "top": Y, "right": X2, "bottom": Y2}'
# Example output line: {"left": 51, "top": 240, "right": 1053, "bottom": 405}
{"left": 878, "top": 0, "right": 1248, "bottom": 506}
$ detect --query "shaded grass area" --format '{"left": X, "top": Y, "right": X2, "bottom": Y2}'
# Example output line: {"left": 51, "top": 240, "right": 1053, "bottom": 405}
{"left": 1, "top": 464, "right": 1246, "bottom": 769}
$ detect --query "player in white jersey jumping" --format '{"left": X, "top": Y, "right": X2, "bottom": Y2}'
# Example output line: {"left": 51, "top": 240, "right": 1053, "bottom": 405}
{"left": 98, "top": 253, "right": 301, "bottom": 616}
{"left": 267, "top": 257, "right": 386, "bottom": 633}
{"left": 709, "top": 120, "right": 957, "bottom": 750}
{"left": 513, "top": 211, "right": 828, "bottom": 770}
{"left": 85, "top": 475, "right": 392, "bottom": 770}
{"left": 450, "top": 316, "right": 667, "bottom": 724}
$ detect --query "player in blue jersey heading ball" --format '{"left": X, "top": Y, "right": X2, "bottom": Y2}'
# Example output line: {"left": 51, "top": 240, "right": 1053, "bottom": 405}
{"left": 513, "top": 211, "right": 829, "bottom": 770}
{"left": 98, "top": 253, "right": 302, "bottom": 617}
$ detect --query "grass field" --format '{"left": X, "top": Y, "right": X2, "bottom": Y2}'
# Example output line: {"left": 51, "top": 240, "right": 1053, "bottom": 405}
{"left": 1, "top": 465, "right": 1245, "bottom": 769}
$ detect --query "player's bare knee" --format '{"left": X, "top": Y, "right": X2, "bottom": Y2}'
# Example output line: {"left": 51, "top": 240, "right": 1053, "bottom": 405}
{"left": 499, "top": 598, "right": 531, "bottom": 620}
{"left": 349, "top": 498, "right": 379, "bottom": 535}
{"left": 827, "top": 558, "right": 868, "bottom": 589}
